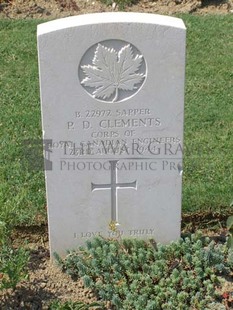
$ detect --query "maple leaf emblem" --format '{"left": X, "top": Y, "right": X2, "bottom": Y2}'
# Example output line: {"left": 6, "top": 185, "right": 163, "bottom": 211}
{"left": 81, "top": 44, "right": 145, "bottom": 102}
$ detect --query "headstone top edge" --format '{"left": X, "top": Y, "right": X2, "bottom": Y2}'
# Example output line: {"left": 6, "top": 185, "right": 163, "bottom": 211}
{"left": 37, "top": 12, "right": 186, "bottom": 36}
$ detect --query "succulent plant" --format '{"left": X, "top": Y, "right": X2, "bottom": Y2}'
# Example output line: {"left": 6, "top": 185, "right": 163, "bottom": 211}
{"left": 56, "top": 234, "right": 232, "bottom": 309}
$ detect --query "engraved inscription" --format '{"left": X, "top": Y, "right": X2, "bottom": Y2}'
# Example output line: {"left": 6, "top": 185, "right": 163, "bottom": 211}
{"left": 79, "top": 40, "right": 146, "bottom": 103}
{"left": 76, "top": 228, "right": 155, "bottom": 239}
{"left": 74, "top": 108, "right": 151, "bottom": 119}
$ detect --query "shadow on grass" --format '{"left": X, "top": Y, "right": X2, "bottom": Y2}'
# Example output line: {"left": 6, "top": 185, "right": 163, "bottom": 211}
{"left": 201, "top": 0, "right": 229, "bottom": 7}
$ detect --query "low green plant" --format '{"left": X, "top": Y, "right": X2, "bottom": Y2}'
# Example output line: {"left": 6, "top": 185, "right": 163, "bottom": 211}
{"left": 0, "top": 216, "right": 29, "bottom": 290}
{"left": 49, "top": 300, "right": 105, "bottom": 310}
{"left": 226, "top": 215, "right": 233, "bottom": 249}
{"left": 56, "top": 234, "right": 232, "bottom": 309}
{"left": 0, "top": 243, "right": 29, "bottom": 290}
{"left": 99, "top": 0, "right": 139, "bottom": 10}
{"left": 0, "top": 221, "right": 8, "bottom": 245}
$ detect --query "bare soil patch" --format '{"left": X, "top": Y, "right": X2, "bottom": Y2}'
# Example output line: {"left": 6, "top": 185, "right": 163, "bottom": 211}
{"left": 0, "top": 0, "right": 232, "bottom": 20}
{"left": 0, "top": 226, "right": 99, "bottom": 309}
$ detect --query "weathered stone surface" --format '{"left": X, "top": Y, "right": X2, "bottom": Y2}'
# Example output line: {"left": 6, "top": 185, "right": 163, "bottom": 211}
{"left": 38, "top": 13, "right": 186, "bottom": 256}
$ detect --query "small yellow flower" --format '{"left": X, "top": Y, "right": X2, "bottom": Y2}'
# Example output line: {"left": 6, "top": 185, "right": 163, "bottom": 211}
{"left": 109, "top": 220, "right": 117, "bottom": 231}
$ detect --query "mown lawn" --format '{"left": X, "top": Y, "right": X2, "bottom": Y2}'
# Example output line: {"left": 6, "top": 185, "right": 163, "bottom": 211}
{"left": 0, "top": 15, "right": 232, "bottom": 228}
{"left": 182, "top": 15, "right": 233, "bottom": 212}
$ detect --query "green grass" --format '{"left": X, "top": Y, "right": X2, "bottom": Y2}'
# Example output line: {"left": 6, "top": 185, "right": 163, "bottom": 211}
{"left": 182, "top": 15, "right": 233, "bottom": 212}
{"left": 0, "top": 15, "right": 232, "bottom": 228}
{"left": 0, "top": 20, "right": 46, "bottom": 226}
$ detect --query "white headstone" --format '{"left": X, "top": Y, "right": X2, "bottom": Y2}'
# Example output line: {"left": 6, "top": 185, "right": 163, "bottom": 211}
{"left": 37, "top": 13, "right": 186, "bottom": 257}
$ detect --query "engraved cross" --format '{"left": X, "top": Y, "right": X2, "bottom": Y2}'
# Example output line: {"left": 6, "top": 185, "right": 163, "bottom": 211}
{"left": 91, "top": 160, "right": 137, "bottom": 224}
